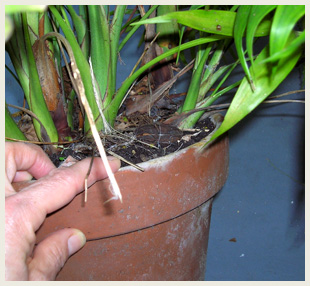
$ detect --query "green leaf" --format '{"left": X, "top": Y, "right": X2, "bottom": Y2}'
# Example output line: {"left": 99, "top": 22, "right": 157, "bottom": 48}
{"left": 5, "top": 15, "right": 14, "bottom": 41}
{"left": 179, "top": 79, "right": 242, "bottom": 130}
{"left": 132, "top": 10, "right": 271, "bottom": 37}
{"left": 208, "top": 38, "right": 302, "bottom": 144}
{"left": 5, "top": 105, "right": 28, "bottom": 141}
{"left": 234, "top": 5, "right": 254, "bottom": 90}
{"left": 133, "top": 10, "right": 236, "bottom": 36}
{"left": 49, "top": 5, "right": 102, "bottom": 134}
{"left": 181, "top": 47, "right": 210, "bottom": 113}
{"left": 156, "top": 5, "right": 179, "bottom": 50}
{"left": 22, "top": 12, "right": 58, "bottom": 142}
{"left": 118, "top": 5, "right": 158, "bottom": 52}
{"left": 262, "top": 30, "right": 305, "bottom": 63}
{"left": 26, "top": 11, "right": 39, "bottom": 45}
{"left": 6, "top": 42, "right": 30, "bottom": 99}
{"left": 246, "top": 5, "right": 276, "bottom": 67}
{"left": 66, "top": 5, "right": 89, "bottom": 57}
{"left": 5, "top": 5, "right": 47, "bottom": 14}
{"left": 269, "top": 5, "right": 305, "bottom": 76}
{"left": 270, "top": 5, "right": 305, "bottom": 59}
{"left": 107, "top": 35, "right": 225, "bottom": 125}
{"left": 199, "top": 61, "right": 235, "bottom": 100}
{"left": 88, "top": 5, "right": 110, "bottom": 102}
{"left": 109, "top": 5, "right": 126, "bottom": 98}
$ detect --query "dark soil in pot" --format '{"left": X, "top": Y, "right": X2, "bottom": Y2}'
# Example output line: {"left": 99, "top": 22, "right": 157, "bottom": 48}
{"left": 49, "top": 115, "right": 216, "bottom": 168}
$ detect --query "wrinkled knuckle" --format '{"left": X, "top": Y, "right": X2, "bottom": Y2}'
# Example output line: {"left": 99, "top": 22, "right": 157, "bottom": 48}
{"left": 48, "top": 168, "right": 76, "bottom": 189}
{"left": 6, "top": 196, "right": 29, "bottom": 226}
{"left": 30, "top": 268, "right": 49, "bottom": 281}
{"left": 5, "top": 195, "right": 21, "bottom": 212}
{"left": 29, "top": 242, "right": 68, "bottom": 281}
{"left": 46, "top": 243, "right": 67, "bottom": 270}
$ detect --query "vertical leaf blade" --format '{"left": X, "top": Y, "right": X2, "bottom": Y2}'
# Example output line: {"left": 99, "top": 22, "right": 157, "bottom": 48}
{"left": 234, "top": 5, "right": 254, "bottom": 90}
{"left": 88, "top": 5, "right": 110, "bottom": 103}
{"left": 5, "top": 105, "right": 28, "bottom": 141}
{"left": 22, "top": 12, "right": 58, "bottom": 142}
{"left": 270, "top": 5, "right": 305, "bottom": 58}
{"left": 49, "top": 5, "right": 102, "bottom": 134}
{"left": 246, "top": 5, "right": 276, "bottom": 66}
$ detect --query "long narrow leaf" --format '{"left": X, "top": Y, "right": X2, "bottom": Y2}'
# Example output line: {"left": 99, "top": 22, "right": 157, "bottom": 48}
{"left": 118, "top": 5, "right": 158, "bottom": 52}
{"left": 6, "top": 42, "right": 30, "bottom": 99}
{"left": 109, "top": 5, "right": 126, "bottom": 98}
{"left": 10, "top": 13, "right": 29, "bottom": 76}
{"left": 180, "top": 59, "right": 240, "bottom": 129}
{"left": 179, "top": 79, "right": 242, "bottom": 130}
{"left": 234, "top": 5, "right": 254, "bottom": 91}
{"left": 182, "top": 47, "right": 210, "bottom": 113}
{"left": 49, "top": 5, "right": 102, "bottom": 133}
{"left": 199, "top": 62, "right": 235, "bottom": 100}
{"left": 269, "top": 5, "right": 305, "bottom": 77}
{"left": 106, "top": 35, "right": 225, "bottom": 125}
{"left": 208, "top": 38, "right": 302, "bottom": 143}
{"left": 133, "top": 10, "right": 272, "bottom": 37}
{"left": 66, "top": 5, "right": 89, "bottom": 57}
{"left": 5, "top": 105, "right": 28, "bottom": 141}
{"left": 88, "top": 5, "right": 110, "bottom": 103}
{"left": 22, "top": 12, "right": 58, "bottom": 142}
{"left": 262, "top": 30, "right": 305, "bottom": 63}
{"left": 270, "top": 5, "right": 305, "bottom": 58}
{"left": 246, "top": 5, "right": 276, "bottom": 66}
{"left": 198, "top": 39, "right": 229, "bottom": 102}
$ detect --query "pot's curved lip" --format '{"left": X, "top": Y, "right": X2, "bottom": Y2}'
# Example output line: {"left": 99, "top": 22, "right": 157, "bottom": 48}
{"left": 119, "top": 113, "right": 224, "bottom": 172}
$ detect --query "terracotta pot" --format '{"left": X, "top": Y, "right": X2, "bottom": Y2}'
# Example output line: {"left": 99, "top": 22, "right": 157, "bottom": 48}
{"left": 36, "top": 114, "right": 229, "bottom": 281}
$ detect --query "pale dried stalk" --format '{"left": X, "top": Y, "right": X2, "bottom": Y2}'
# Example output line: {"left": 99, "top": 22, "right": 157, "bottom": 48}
{"left": 89, "top": 57, "right": 112, "bottom": 134}
{"left": 41, "top": 32, "right": 122, "bottom": 203}
{"left": 71, "top": 61, "right": 122, "bottom": 203}
{"left": 84, "top": 152, "right": 95, "bottom": 202}
{"left": 107, "top": 150, "right": 144, "bottom": 172}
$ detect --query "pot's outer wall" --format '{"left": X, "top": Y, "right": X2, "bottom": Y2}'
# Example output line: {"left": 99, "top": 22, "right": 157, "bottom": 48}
{"left": 36, "top": 135, "right": 229, "bottom": 241}
{"left": 35, "top": 120, "right": 229, "bottom": 280}
{"left": 57, "top": 199, "right": 214, "bottom": 281}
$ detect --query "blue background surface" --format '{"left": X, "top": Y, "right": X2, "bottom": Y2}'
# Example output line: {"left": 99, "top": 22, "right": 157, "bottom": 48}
{"left": 204, "top": 65, "right": 305, "bottom": 281}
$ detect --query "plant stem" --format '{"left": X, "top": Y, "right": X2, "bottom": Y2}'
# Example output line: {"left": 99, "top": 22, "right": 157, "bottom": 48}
{"left": 181, "top": 46, "right": 210, "bottom": 113}
{"left": 109, "top": 5, "right": 126, "bottom": 100}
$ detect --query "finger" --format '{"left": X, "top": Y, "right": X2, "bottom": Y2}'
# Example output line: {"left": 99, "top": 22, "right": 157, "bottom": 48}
{"left": 28, "top": 228, "right": 86, "bottom": 280}
{"left": 9, "top": 156, "right": 78, "bottom": 194}
{"left": 16, "top": 156, "right": 121, "bottom": 231}
{"left": 5, "top": 142, "right": 56, "bottom": 183}
{"left": 13, "top": 171, "right": 33, "bottom": 182}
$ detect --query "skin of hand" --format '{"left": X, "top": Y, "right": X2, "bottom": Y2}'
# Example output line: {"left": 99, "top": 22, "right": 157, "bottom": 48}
{"left": 5, "top": 142, "right": 121, "bottom": 280}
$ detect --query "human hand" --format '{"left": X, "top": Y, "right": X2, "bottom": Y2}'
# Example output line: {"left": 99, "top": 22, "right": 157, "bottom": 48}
{"left": 5, "top": 142, "right": 120, "bottom": 280}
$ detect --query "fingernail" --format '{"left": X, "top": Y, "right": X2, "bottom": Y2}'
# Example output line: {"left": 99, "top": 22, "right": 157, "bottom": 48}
{"left": 14, "top": 171, "right": 33, "bottom": 182}
{"left": 60, "top": 156, "right": 78, "bottom": 168}
{"left": 68, "top": 230, "right": 86, "bottom": 256}
{"left": 107, "top": 156, "right": 119, "bottom": 161}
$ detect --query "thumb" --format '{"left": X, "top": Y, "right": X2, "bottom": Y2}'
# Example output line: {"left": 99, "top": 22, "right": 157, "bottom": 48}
{"left": 28, "top": 228, "right": 86, "bottom": 280}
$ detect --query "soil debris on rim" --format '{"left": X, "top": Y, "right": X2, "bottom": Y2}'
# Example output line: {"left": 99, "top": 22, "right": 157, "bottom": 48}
{"left": 50, "top": 116, "right": 215, "bottom": 168}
